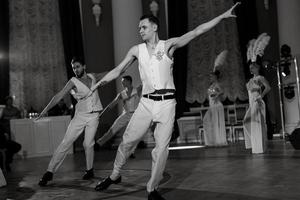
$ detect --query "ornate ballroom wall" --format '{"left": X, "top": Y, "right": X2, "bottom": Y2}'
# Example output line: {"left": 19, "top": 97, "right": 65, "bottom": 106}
{"left": 185, "top": 0, "right": 248, "bottom": 104}
{"left": 9, "top": 0, "right": 68, "bottom": 111}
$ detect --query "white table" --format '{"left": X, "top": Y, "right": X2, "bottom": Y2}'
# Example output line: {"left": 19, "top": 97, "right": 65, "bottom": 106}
{"left": 177, "top": 116, "right": 202, "bottom": 144}
{"left": 10, "top": 116, "right": 72, "bottom": 158}
{"left": 177, "top": 104, "right": 248, "bottom": 144}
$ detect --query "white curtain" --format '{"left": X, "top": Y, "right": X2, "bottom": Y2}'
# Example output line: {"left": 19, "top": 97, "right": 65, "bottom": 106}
{"left": 9, "top": 0, "right": 68, "bottom": 111}
{"left": 186, "top": 0, "right": 248, "bottom": 103}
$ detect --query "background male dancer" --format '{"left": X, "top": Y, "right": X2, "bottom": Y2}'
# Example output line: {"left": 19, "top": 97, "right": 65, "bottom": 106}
{"left": 95, "top": 75, "right": 141, "bottom": 151}
{"left": 37, "top": 57, "right": 106, "bottom": 186}
{"left": 92, "top": 3, "right": 240, "bottom": 200}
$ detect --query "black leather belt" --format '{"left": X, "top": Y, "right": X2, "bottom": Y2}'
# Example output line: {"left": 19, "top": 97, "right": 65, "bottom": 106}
{"left": 143, "top": 94, "right": 175, "bottom": 101}
{"left": 151, "top": 89, "right": 176, "bottom": 95}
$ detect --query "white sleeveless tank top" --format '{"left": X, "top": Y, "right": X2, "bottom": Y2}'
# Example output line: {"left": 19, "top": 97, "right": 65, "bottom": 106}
{"left": 120, "top": 87, "right": 139, "bottom": 113}
{"left": 138, "top": 40, "right": 175, "bottom": 95}
{"left": 70, "top": 73, "right": 103, "bottom": 114}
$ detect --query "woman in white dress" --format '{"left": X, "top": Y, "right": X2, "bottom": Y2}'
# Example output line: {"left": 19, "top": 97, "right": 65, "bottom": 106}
{"left": 203, "top": 70, "right": 228, "bottom": 147}
{"left": 0, "top": 168, "right": 6, "bottom": 187}
{"left": 243, "top": 63, "right": 271, "bottom": 153}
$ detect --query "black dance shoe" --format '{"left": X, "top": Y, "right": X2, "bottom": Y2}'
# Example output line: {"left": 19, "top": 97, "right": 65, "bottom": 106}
{"left": 82, "top": 168, "right": 94, "bottom": 180}
{"left": 94, "top": 176, "right": 121, "bottom": 191}
{"left": 38, "top": 171, "right": 53, "bottom": 186}
{"left": 148, "top": 190, "right": 166, "bottom": 200}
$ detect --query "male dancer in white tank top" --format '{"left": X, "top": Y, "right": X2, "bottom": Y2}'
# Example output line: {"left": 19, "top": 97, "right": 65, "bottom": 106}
{"left": 95, "top": 75, "right": 141, "bottom": 148}
{"left": 92, "top": 3, "right": 240, "bottom": 199}
{"left": 36, "top": 57, "right": 106, "bottom": 186}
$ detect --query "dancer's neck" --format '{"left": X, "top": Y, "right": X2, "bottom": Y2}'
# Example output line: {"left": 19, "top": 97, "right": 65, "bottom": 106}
{"left": 146, "top": 35, "right": 160, "bottom": 49}
{"left": 77, "top": 72, "right": 88, "bottom": 79}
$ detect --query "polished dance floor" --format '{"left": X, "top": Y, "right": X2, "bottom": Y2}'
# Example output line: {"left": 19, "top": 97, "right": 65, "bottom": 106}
{"left": 1, "top": 140, "right": 300, "bottom": 200}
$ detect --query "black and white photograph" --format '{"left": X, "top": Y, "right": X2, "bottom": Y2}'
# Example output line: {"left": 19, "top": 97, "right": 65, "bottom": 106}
{"left": 1, "top": 0, "right": 300, "bottom": 199}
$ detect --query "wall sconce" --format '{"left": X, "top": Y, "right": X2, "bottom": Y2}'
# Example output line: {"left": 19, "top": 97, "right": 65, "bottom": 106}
{"left": 91, "top": 0, "right": 102, "bottom": 26}
{"left": 149, "top": 0, "right": 159, "bottom": 17}
{"left": 264, "top": 0, "right": 269, "bottom": 10}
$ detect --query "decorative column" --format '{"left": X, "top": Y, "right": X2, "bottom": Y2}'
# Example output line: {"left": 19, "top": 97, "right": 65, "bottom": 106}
{"left": 110, "top": 0, "right": 145, "bottom": 145}
{"left": 111, "top": 1, "right": 156, "bottom": 146}
{"left": 277, "top": 0, "right": 300, "bottom": 133}
{"left": 111, "top": 0, "right": 142, "bottom": 114}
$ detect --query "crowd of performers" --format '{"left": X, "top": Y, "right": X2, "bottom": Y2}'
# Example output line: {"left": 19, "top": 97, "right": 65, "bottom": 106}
{"left": 0, "top": 2, "right": 275, "bottom": 200}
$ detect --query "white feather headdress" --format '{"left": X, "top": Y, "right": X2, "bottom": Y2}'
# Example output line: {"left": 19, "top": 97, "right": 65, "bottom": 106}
{"left": 213, "top": 50, "right": 228, "bottom": 72}
{"left": 247, "top": 33, "right": 271, "bottom": 62}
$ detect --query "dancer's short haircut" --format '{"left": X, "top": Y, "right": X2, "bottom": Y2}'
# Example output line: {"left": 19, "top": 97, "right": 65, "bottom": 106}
{"left": 140, "top": 14, "right": 159, "bottom": 30}
{"left": 122, "top": 75, "right": 132, "bottom": 83}
{"left": 71, "top": 56, "right": 85, "bottom": 65}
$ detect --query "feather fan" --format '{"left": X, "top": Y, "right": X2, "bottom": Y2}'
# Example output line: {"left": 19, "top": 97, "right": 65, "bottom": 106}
{"left": 213, "top": 50, "right": 228, "bottom": 72}
{"left": 247, "top": 39, "right": 256, "bottom": 62}
{"left": 247, "top": 33, "right": 271, "bottom": 62}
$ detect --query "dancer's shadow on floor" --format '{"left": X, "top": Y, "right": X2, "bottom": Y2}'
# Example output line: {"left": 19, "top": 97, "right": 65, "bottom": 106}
{"left": 53, "top": 175, "right": 149, "bottom": 199}
{"left": 160, "top": 187, "right": 284, "bottom": 200}
{"left": 0, "top": 171, "right": 35, "bottom": 200}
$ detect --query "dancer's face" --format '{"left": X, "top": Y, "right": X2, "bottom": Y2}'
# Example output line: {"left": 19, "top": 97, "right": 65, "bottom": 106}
{"left": 139, "top": 19, "right": 157, "bottom": 41}
{"left": 249, "top": 64, "right": 259, "bottom": 75}
{"left": 72, "top": 62, "right": 86, "bottom": 78}
{"left": 121, "top": 78, "right": 131, "bottom": 88}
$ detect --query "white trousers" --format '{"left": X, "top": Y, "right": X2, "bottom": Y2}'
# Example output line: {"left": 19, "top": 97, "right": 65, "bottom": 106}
{"left": 97, "top": 112, "right": 133, "bottom": 145}
{"left": 47, "top": 112, "right": 99, "bottom": 172}
{"left": 110, "top": 97, "right": 176, "bottom": 192}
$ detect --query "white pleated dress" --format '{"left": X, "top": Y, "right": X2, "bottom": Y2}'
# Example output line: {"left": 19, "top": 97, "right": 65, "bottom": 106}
{"left": 203, "top": 83, "right": 227, "bottom": 146}
{"left": 243, "top": 76, "right": 267, "bottom": 154}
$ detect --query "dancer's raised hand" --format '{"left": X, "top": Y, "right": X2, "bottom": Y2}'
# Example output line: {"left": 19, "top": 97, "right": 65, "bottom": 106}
{"left": 222, "top": 2, "right": 241, "bottom": 18}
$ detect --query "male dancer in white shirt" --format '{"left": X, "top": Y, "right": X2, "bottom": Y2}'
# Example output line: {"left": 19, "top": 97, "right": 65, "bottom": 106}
{"left": 36, "top": 57, "right": 106, "bottom": 186}
{"left": 95, "top": 75, "right": 141, "bottom": 149}
{"left": 92, "top": 3, "right": 240, "bottom": 200}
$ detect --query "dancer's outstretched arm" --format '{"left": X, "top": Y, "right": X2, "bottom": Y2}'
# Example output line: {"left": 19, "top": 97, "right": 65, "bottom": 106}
{"left": 35, "top": 81, "right": 75, "bottom": 120}
{"left": 94, "top": 71, "right": 109, "bottom": 82}
{"left": 165, "top": 2, "right": 240, "bottom": 57}
{"left": 91, "top": 46, "right": 138, "bottom": 91}
{"left": 99, "top": 94, "right": 121, "bottom": 118}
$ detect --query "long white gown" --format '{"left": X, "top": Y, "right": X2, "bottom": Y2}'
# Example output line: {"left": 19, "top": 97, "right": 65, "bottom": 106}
{"left": 243, "top": 75, "right": 267, "bottom": 154}
{"left": 0, "top": 168, "right": 6, "bottom": 187}
{"left": 203, "top": 83, "right": 228, "bottom": 146}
